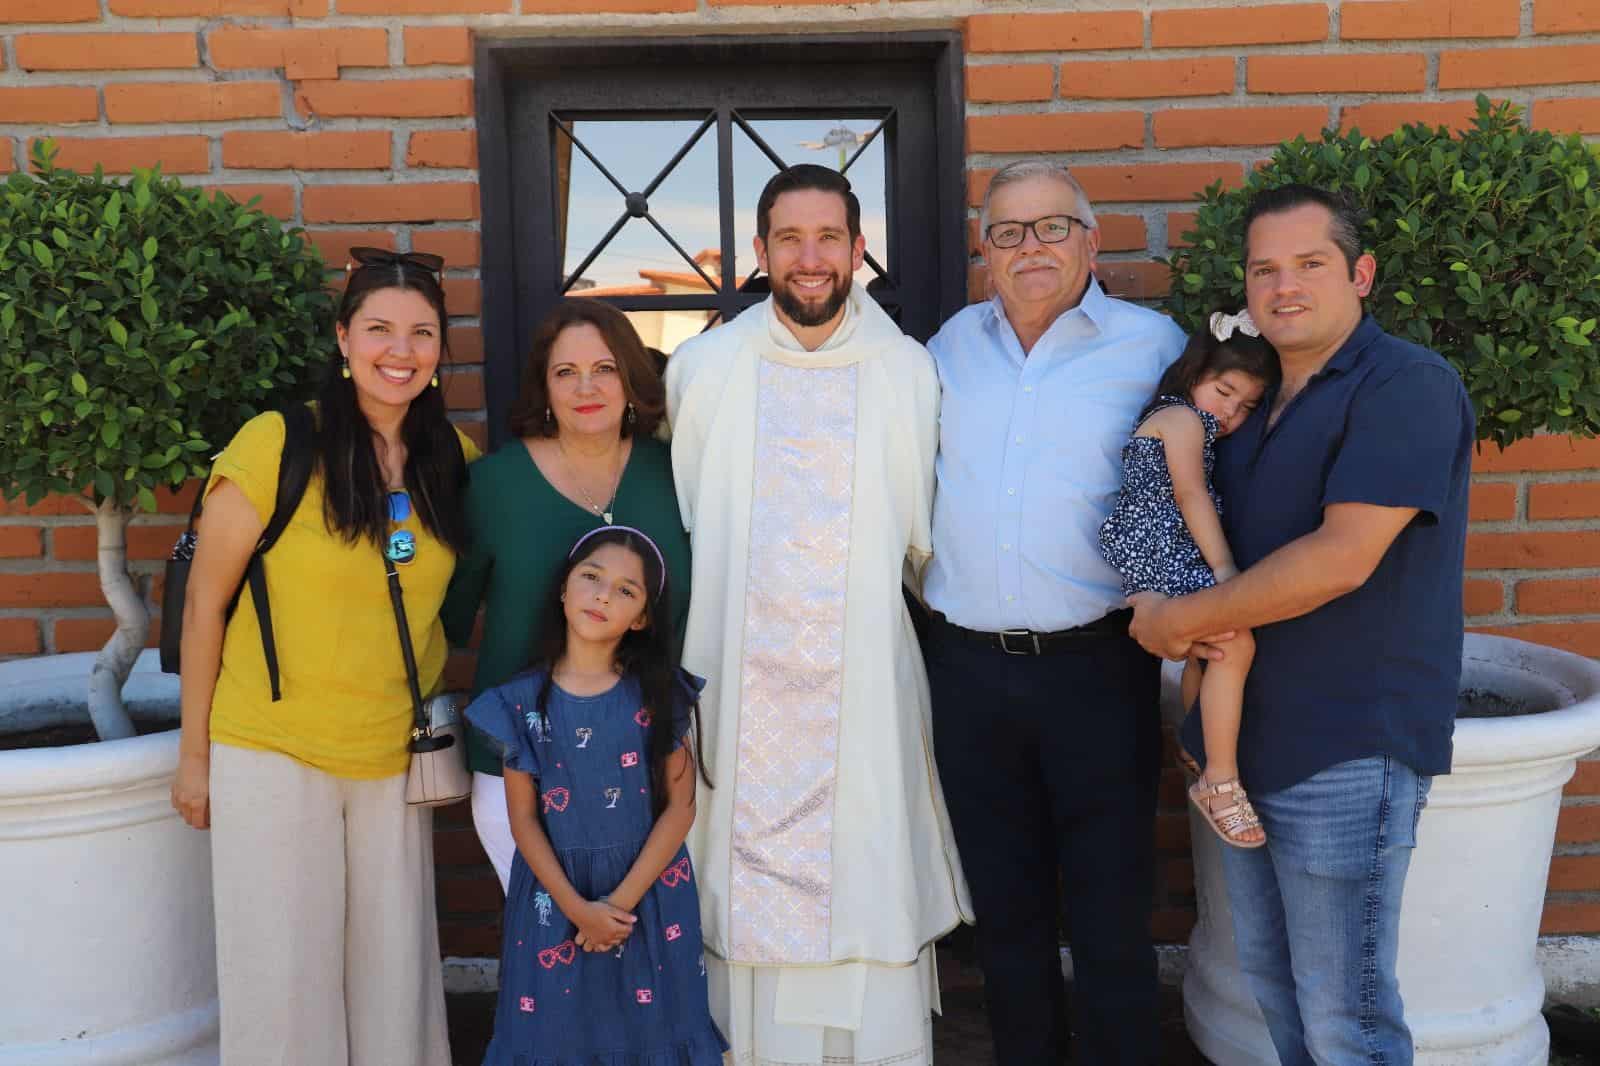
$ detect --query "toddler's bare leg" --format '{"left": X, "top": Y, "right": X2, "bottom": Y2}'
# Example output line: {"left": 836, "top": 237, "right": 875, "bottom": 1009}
{"left": 1195, "top": 630, "right": 1263, "bottom": 846}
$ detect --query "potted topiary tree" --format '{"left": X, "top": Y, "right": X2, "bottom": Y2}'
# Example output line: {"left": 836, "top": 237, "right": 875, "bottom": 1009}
{"left": 1162, "top": 97, "right": 1600, "bottom": 1066}
{"left": 0, "top": 142, "right": 333, "bottom": 1064}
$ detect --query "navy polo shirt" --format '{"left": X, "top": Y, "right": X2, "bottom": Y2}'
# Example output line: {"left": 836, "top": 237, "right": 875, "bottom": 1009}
{"left": 1179, "top": 315, "right": 1475, "bottom": 794}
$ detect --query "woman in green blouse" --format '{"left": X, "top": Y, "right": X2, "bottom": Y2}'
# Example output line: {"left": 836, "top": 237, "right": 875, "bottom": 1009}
{"left": 441, "top": 299, "right": 691, "bottom": 889}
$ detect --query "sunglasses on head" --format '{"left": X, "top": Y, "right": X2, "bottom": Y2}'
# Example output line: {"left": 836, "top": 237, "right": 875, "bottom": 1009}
{"left": 345, "top": 247, "right": 445, "bottom": 278}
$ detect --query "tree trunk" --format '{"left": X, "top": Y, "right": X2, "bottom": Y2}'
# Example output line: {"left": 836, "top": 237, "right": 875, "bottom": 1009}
{"left": 86, "top": 498, "right": 145, "bottom": 741}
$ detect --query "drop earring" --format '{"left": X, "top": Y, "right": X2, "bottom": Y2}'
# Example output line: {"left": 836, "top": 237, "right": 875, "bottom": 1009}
{"left": 625, "top": 403, "right": 636, "bottom": 426}
{"left": 431, "top": 373, "right": 440, "bottom": 388}
{"left": 340, "top": 359, "right": 351, "bottom": 379}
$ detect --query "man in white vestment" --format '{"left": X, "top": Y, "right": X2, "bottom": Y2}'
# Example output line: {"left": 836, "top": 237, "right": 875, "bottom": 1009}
{"left": 665, "top": 164, "right": 971, "bottom": 1065}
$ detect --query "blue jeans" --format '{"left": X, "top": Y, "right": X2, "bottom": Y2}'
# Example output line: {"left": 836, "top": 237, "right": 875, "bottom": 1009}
{"left": 1220, "top": 756, "right": 1431, "bottom": 1066}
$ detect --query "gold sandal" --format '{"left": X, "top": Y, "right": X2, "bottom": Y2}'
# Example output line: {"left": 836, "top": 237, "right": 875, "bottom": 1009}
{"left": 1188, "top": 776, "right": 1266, "bottom": 849}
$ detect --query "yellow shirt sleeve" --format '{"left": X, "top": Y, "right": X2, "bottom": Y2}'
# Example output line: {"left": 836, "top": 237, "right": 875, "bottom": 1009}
{"left": 206, "top": 411, "right": 287, "bottom": 526}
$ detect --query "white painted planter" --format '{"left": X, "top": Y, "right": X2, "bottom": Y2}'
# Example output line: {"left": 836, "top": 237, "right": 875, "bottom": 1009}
{"left": 0, "top": 649, "right": 218, "bottom": 1065}
{"left": 1166, "top": 633, "right": 1600, "bottom": 1066}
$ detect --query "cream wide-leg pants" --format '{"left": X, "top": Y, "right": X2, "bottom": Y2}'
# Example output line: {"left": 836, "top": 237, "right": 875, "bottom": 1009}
{"left": 209, "top": 743, "right": 451, "bottom": 1066}
{"left": 709, "top": 948, "right": 939, "bottom": 1065}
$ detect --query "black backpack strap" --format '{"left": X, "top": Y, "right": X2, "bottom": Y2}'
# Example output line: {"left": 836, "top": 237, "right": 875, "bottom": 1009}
{"left": 243, "top": 404, "right": 317, "bottom": 702}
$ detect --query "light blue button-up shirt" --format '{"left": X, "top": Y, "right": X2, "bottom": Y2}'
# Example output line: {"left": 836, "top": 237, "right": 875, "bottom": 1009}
{"left": 925, "top": 278, "right": 1186, "bottom": 632}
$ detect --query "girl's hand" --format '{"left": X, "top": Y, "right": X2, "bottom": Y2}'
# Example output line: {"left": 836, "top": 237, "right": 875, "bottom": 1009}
{"left": 171, "top": 750, "right": 211, "bottom": 829}
{"left": 572, "top": 898, "right": 635, "bottom": 952}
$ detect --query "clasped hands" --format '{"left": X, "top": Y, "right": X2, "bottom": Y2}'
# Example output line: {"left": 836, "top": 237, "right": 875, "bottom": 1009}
{"left": 572, "top": 897, "right": 636, "bottom": 953}
{"left": 1127, "top": 591, "right": 1235, "bottom": 662}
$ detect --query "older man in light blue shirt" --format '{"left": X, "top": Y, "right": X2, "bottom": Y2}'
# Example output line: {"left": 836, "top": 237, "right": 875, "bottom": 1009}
{"left": 921, "top": 160, "right": 1184, "bottom": 1066}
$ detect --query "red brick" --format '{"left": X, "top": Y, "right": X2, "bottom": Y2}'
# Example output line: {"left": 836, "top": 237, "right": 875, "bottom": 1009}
{"left": 707, "top": 0, "right": 847, "bottom": 5}
{"left": 1570, "top": 759, "right": 1600, "bottom": 795}
{"left": 1529, "top": 481, "right": 1600, "bottom": 519}
{"left": 455, "top": 420, "right": 487, "bottom": 453}
{"left": 154, "top": 481, "right": 200, "bottom": 515}
{"left": 0, "top": 494, "right": 76, "bottom": 516}
{"left": 404, "top": 26, "right": 472, "bottom": 66}
{"left": 1075, "top": 162, "right": 1246, "bottom": 204}
{"left": 437, "top": 871, "right": 503, "bottom": 913}
{"left": 1440, "top": 46, "right": 1600, "bottom": 90}
{"left": 304, "top": 182, "right": 478, "bottom": 224}
{"left": 967, "top": 112, "right": 1144, "bottom": 154}
{"left": 966, "top": 63, "right": 1054, "bottom": 103}
{"left": 523, "top": 0, "right": 688, "bottom": 8}
{"left": 1154, "top": 811, "right": 1190, "bottom": 850}
{"left": 1060, "top": 58, "right": 1235, "bottom": 100}
{"left": 412, "top": 229, "right": 480, "bottom": 268}
{"left": 343, "top": 0, "right": 506, "bottom": 10}
{"left": 1535, "top": 98, "right": 1600, "bottom": 134}
{"left": 1557, "top": 803, "right": 1600, "bottom": 844}
{"left": 107, "top": 83, "right": 281, "bottom": 124}
{"left": 205, "top": 183, "right": 295, "bottom": 219}
{"left": 0, "top": 87, "right": 98, "bottom": 123}
{"left": 1097, "top": 261, "right": 1171, "bottom": 301}
{"left": 1535, "top": 2, "right": 1600, "bottom": 34}
{"left": 1342, "top": 0, "right": 1519, "bottom": 39}
{"left": 1152, "top": 4, "right": 1328, "bottom": 47}
{"left": 1249, "top": 54, "right": 1426, "bottom": 94}
{"left": 54, "top": 616, "right": 161, "bottom": 653}
{"left": 449, "top": 326, "right": 484, "bottom": 365}
{"left": 406, "top": 130, "right": 476, "bottom": 169}
{"left": 306, "top": 228, "right": 397, "bottom": 264}
{"left": 112, "top": 0, "right": 323, "bottom": 13}
{"left": 1149, "top": 907, "right": 1196, "bottom": 943}
{"left": 0, "top": 572, "right": 104, "bottom": 608}
{"left": 438, "top": 919, "right": 500, "bottom": 956}
{"left": 1473, "top": 436, "right": 1600, "bottom": 473}
{"left": 442, "top": 369, "right": 484, "bottom": 411}
{"left": 1473, "top": 622, "right": 1600, "bottom": 658}
{"left": 1467, "top": 531, "right": 1600, "bottom": 569}
{"left": 53, "top": 524, "right": 183, "bottom": 562}
{"left": 443, "top": 277, "right": 481, "bottom": 316}
{"left": 967, "top": 11, "right": 1144, "bottom": 54}
{"left": 0, "top": 0, "right": 98, "bottom": 21}
{"left": 34, "top": 136, "right": 210, "bottom": 175}
{"left": 1463, "top": 578, "right": 1503, "bottom": 616}
{"left": 1541, "top": 901, "right": 1600, "bottom": 935}
{"left": 1155, "top": 106, "right": 1327, "bottom": 148}
{"left": 208, "top": 28, "right": 387, "bottom": 80}
{"left": 1340, "top": 100, "right": 1485, "bottom": 137}
{"left": 224, "top": 130, "right": 389, "bottom": 170}
{"left": 0, "top": 140, "right": 13, "bottom": 174}
{"left": 295, "top": 79, "right": 472, "bottom": 120}
{"left": 0, "top": 526, "right": 43, "bottom": 558}
{"left": 1547, "top": 855, "right": 1600, "bottom": 892}
{"left": 1516, "top": 578, "right": 1600, "bottom": 616}
{"left": 1167, "top": 211, "right": 1198, "bottom": 248}
{"left": 16, "top": 33, "right": 198, "bottom": 71}
{"left": 1163, "top": 857, "right": 1195, "bottom": 896}
{"left": 0, "top": 618, "right": 41, "bottom": 655}
{"left": 434, "top": 826, "right": 490, "bottom": 866}
{"left": 1470, "top": 481, "right": 1518, "bottom": 521}
{"left": 967, "top": 263, "right": 990, "bottom": 305}
{"left": 1094, "top": 215, "right": 1146, "bottom": 253}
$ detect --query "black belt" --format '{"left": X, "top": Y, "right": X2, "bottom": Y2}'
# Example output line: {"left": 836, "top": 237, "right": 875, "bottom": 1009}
{"left": 929, "top": 608, "right": 1132, "bottom": 655}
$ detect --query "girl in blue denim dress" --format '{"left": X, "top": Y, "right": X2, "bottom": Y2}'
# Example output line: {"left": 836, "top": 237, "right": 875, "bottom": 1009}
{"left": 465, "top": 525, "right": 727, "bottom": 1065}
{"left": 1099, "top": 310, "right": 1279, "bottom": 849}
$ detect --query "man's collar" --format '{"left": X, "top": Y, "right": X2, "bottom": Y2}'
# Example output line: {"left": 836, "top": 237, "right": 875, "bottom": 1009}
{"left": 1321, "top": 313, "right": 1382, "bottom": 376}
{"left": 986, "top": 275, "right": 1108, "bottom": 336}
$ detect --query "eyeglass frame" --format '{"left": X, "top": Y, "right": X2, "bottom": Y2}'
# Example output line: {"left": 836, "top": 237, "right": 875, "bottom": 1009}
{"left": 345, "top": 246, "right": 446, "bottom": 279}
{"left": 983, "top": 214, "right": 1092, "bottom": 250}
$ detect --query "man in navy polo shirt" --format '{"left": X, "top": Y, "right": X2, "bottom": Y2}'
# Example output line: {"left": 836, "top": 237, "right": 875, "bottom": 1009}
{"left": 1128, "top": 184, "right": 1474, "bottom": 1065}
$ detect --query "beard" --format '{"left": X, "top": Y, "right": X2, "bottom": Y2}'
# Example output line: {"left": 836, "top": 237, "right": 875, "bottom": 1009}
{"left": 771, "top": 269, "right": 851, "bottom": 327}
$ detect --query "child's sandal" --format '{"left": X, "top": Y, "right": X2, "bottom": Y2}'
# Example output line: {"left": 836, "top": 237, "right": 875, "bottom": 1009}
{"left": 1188, "top": 777, "right": 1266, "bottom": 849}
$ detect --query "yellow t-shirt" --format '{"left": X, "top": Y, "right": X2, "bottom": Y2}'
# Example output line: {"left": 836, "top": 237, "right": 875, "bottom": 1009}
{"left": 206, "top": 409, "right": 481, "bottom": 779}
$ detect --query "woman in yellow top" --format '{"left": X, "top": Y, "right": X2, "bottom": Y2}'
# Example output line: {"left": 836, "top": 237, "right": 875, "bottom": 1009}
{"left": 171, "top": 248, "right": 476, "bottom": 1066}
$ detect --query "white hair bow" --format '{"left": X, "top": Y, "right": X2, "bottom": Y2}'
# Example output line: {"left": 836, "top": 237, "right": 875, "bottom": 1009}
{"left": 1209, "top": 309, "right": 1261, "bottom": 341}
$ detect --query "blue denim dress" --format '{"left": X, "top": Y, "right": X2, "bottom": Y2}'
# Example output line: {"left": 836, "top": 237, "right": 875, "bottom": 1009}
{"left": 465, "top": 669, "right": 728, "bottom": 1066}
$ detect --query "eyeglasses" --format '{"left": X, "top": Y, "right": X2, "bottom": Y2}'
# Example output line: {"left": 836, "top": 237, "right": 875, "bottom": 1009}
{"left": 984, "top": 215, "right": 1091, "bottom": 250}
{"left": 385, "top": 490, "right": 416, "bottom": 566}
{"left": 346, "top": 247, "right": 445, "bottom": 278}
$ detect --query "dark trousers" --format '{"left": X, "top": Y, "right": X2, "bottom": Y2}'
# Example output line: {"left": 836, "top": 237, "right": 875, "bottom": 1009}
{"left": 924, "top": 619, "right": 1162, "bottom": 1066}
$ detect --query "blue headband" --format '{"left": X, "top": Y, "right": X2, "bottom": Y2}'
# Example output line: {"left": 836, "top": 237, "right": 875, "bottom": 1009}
{"left": 567, "top": 525, "right": 668, "bottom": 595}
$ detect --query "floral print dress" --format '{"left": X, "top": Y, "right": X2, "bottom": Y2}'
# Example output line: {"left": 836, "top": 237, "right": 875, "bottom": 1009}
{"left": 465, "top": 668, "right": 728, "bottom": 1066}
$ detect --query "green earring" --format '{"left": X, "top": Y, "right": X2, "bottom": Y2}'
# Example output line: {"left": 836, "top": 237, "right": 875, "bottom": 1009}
{"left": 431, "top": 373, "right": 440, "bottom": 388}
{"left": 340, "top": 360, "right": 351, "bottom": 379}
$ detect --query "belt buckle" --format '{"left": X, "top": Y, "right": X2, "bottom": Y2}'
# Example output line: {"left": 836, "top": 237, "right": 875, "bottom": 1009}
{"left": 999, "top": 628, "right": 1041, "bottom": 655}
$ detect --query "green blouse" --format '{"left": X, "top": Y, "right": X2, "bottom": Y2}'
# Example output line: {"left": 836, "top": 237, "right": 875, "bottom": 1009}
{"left": 441, "top": 435, "right": 692, "bottom": 774}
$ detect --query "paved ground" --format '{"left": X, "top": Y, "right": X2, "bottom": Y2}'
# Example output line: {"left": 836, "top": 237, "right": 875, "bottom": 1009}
{"left": 446, "top": 950, "right": 1212, "bottom": 1065}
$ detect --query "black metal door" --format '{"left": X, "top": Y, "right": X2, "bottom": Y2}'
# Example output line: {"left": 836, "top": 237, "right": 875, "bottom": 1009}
{"left": 476, "top": 34, "right": 966, "bottom": 447}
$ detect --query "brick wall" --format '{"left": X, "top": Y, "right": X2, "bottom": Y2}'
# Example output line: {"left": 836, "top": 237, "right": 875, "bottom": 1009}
{"left": 2, "top": 0, "right": 1598, "bottom": 952}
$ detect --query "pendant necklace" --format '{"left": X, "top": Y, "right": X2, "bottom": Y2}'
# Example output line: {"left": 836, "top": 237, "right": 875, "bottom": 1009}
{"left": 561, "top": 440, "right": 621, "bottom": 525}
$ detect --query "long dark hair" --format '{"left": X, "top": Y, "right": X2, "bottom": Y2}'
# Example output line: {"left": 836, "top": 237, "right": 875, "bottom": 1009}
{"left": 1149, "top": 323, "right": 1281, "bottom": 417}
{"left": 506, "top": 299, "right": 666, "bottom": 440}
{"left": 532, "top": 528, "right": 711, "bottom": 815}
{"left": 315, "top": 261, "right": 469, "bottom": 553}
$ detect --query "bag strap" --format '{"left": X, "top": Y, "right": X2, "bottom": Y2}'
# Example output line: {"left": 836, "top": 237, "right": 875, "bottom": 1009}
{"left": 382, "top": 555, "right": 436, "bottom": 752}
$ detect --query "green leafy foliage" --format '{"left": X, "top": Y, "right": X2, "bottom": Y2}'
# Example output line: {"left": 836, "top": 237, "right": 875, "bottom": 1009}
{"left": 0, "top": 141, "right": 335, "bottom": 510}
{"left": 1164, "top": 96, "right": 1600, "bottom": 449}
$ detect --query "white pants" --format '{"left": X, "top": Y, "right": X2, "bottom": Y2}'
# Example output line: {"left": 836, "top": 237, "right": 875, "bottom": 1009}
{"left": 471, "top": 770, "right": 516, "bottom": 893}
{"left": 209, "top": 743, "right": 451, "bottom": 1066}
{"left": 710, "top": 948, "right": 938, "bottom": 1065}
